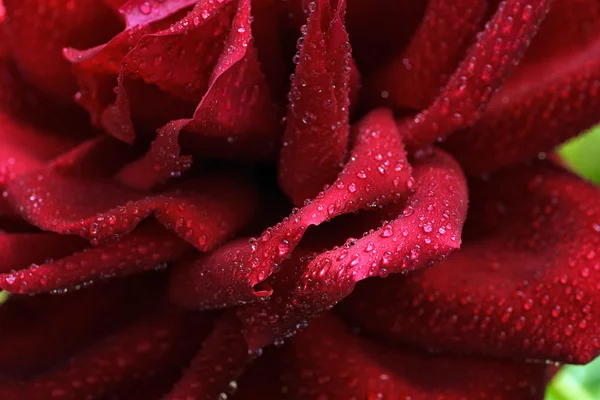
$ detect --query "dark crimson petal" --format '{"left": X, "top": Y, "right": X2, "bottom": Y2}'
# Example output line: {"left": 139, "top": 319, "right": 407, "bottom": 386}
{"left": 344, "top": 0, "right": 427, "bottom": 74}
{"left": 0, "top": 111, "right": 79, "bottom": 191}
{"left": 0, "top": 275, "right": 164, "bottom": 377}
{"left": 0, "top": 233, "right": 87, "bottom": 273}
{"left": 169, "top": 109, "right": 413, "bottom": 310}
{"left": 119, "top": 0, "right": 235, "bottom": 102}
{"left": 6, "top": 146, "right": 258, "bottom": 248}
{"left": 343, "top": 160, "right": 600, "bottom": 364}
{"left": 278, "top": 0, "right": 352, "bottom": 205}
{"left": 405, "top": 0, "right": 551, "bottom": 148}
{"left": 114, "top": 0, "right": 281, "bottom": 165}
{"left": 101, "top": 0, "right": 127, "bottom": 12}
{"left": 240, "top": 148, "right": 468, "bottom": 351}
{"left": 444, "top": 1, "right": 600, "bottom": 174}
{"left": 0, "top": 223, "right": 192, "bottom": 294}
{"left": 365, "top": 0, "right": 487, "bottom": 110}
{"left": 119, "top": 0, "right": 199, "bottom": 28}
{"left": 169, "top": 238, "right": 257, "bottom": 309}
{"left": 165, "top": 312, "right": 249, "bottom": 400}
{"left": 266, "top": 314, "right": 549, "bottom": 400}
{"left": 64, "top": 38, "right": 145, "bottom": 140}
{"left": 115, "top": 120, "right": 192, "bottom": 190}
{"left": 62, "top": 0, "right": 195, "bottom": 140}
{"left": 0, "top": 309, "right": 210, "bottom": 400}
{"left": 3, "top": 0, "right": 122, "bottom": 102}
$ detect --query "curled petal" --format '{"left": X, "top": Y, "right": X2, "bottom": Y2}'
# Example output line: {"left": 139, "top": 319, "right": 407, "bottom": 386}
{"left": 0, "top": 223, "right": 192, "bottom": 294}
{"left": 343, "top": 161, "right": 600, "bottom": 364}
{"left": 237, "top": 314, "right": 549, "bottom": 400}
{"left": 278, "top": 0, "right": 352, "bottom": 204}
{"left": 165, "top": 312, "right": 249, "bottom": 400}
{"left": 116, "top": 120, "right": 192, "bottom": 190}
{"left": 365, "top": 0, "right": 487, "bottom": 110}
{"left": 240, "top": 148, "right": 468, "bottom": 351}
{"left": 445, "top": 1, "right": 600, "bottom": 173}
{"left": 6, "top": 140, "right": 258, "bottom": 249}
{"left": 63, "top": 0, "right": 198, "bottom": 138}
{"left": 0, "top": 309, "right": 211, "bottom": 400}
{"left": 169, "top": 109, "right": 412, "bottom": 309}
{"left": 406, "top": 0, "right": 551, "bottom": 148}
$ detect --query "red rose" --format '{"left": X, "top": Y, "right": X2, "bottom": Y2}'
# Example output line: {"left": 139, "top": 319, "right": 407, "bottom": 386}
{"left": 0, "top": 0, "right": 599, "bottom": 398}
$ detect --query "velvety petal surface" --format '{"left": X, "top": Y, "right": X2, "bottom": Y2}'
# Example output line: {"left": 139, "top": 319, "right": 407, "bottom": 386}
{"left": 169, "top": 109, "right": 413, "bottom": 310}
{"left": 0, "top": 275, "right": 165, "bottom": 377}
{"left": 235, "top": 314, "right": 549, "bottom": 400}
{"left": 0, "top": 223, "right": 191, "bottom": 294}
{"left": 365, "top": 0, "right": 487, "bottom": 111}
{"left": 5, "top": 139, "right": 258, "bottom": 249}
{"left": 343, "top": 160, "right": 600, "bottom": 364}
{"left": 445, "top": 0, "right": 600, "bottom": 173}
{"left": 0, "top": 309, "right": 211, "bottom": 400}
{"left": 405, "top": 0, "right": 551, "bottom": 148}
{"left": 239, "top": 148, "right": 468, "bottom": 351}
{"left": 0, "top": 233, "right": 87, "bottom": 274}
{"left": 3, "top": 0, "right": 122, "bottom": 102}
{"left": 165, "top": 312, "right": 249, "bottom": 400}
{"left": 278, "top": 0, "right": 352, "bottom": 204}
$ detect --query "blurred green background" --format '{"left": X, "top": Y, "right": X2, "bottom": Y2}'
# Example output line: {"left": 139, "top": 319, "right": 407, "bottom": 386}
{"left": 547, "top": 126, "right": 600, "bottom": 399}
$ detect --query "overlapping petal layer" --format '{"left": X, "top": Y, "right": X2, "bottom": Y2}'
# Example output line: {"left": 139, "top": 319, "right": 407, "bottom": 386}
{"left": 0, "top": 223, "right": 191, "bottom": 294}
{"left": 365, "top": 0, "right": 487, "bottom": 110}
{"left": 0, "top": 308, "right": 211, "bottom": 400}
{"left": 169, "top": 109, "right": 413, "bottom": 309}
{"left": 343, "top": 160, "right": 600, "bottom": 364}
{"left": 235, "top": 314, "right": 549, "bottom": 400}
{"left": 66, "top": 0, "right": 281, "bottom": 163}
{"left": 0, "top": 275, "right": 164, "bottom": 377}
{"left": 445, "top": 0, "right": 600, "bottom": 173}
{"left": 164, "top": 312, "right": 249, "bottom": 400}
{"left": 278, "top": 0, "right": 352, "bottom": 204}
{"left": 405, "top": 0, "right": 551, "bottom": 148}
{"left": 5, "top": 139, "right": 258, "bottom": 249}
{"left": 0, "top": 0, "right": 597, "bottom": 397}
{"left": 239, "top": 148, "right": 468, "bottom": 351}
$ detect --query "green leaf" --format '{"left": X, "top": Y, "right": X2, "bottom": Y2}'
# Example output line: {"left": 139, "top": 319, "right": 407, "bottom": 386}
{"left": 558, "top": 125, "right": 600, "bottom": 184}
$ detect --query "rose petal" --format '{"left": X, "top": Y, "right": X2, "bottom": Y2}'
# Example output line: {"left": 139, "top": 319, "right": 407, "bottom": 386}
{"left": 258, "top": 314, "right": 549, "bottom": 400}
{"left": 343, "top": 160, "right": 600, "bottom": 364}
{"left": 405, "top": 0, "right": 551, "bottom": 148}
{"left": 278, "top": 0, "right": 352, "bottom": 204}
{"left": 0, "top": 232, "right": 87, "bottom": 273}
{"left": 6, "top": 140, "right": 258, "bottom": 249}
{"left": 0, "top": 309, "right": 211, "bottom": 400}
{"left": 63, "top": 0, "right": 196, "bottom": 140}
{"left": 164, "top": 312, "right": 249, "bottom": 400}
{"left": 3, "top": 0, "right": 122, "bottom": 102}
{"left": 118, "top": 0, "right": 199, "bottom": 28}
{"left": 115, "top": 120, "right": 193, "bottom": 190}
{"left": 444, "top": 0, "right": 600, "bottom": 173}
{"left": 365, "top": 0, "right": 487, "bottom": 110}
{"left": 240, "top": 148, "right": 467, "bottom": 351}
{"left": 344, "top": 0, "right": 427, "bottom": 74}
{"left": 0, "top": 223, "right": 192, "bottom": 294}
{"left": 0, "top": 275, "right": 165, "bottom": 377}
{"left": 169, "top": 109, "right": 413, "bottom": 310}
